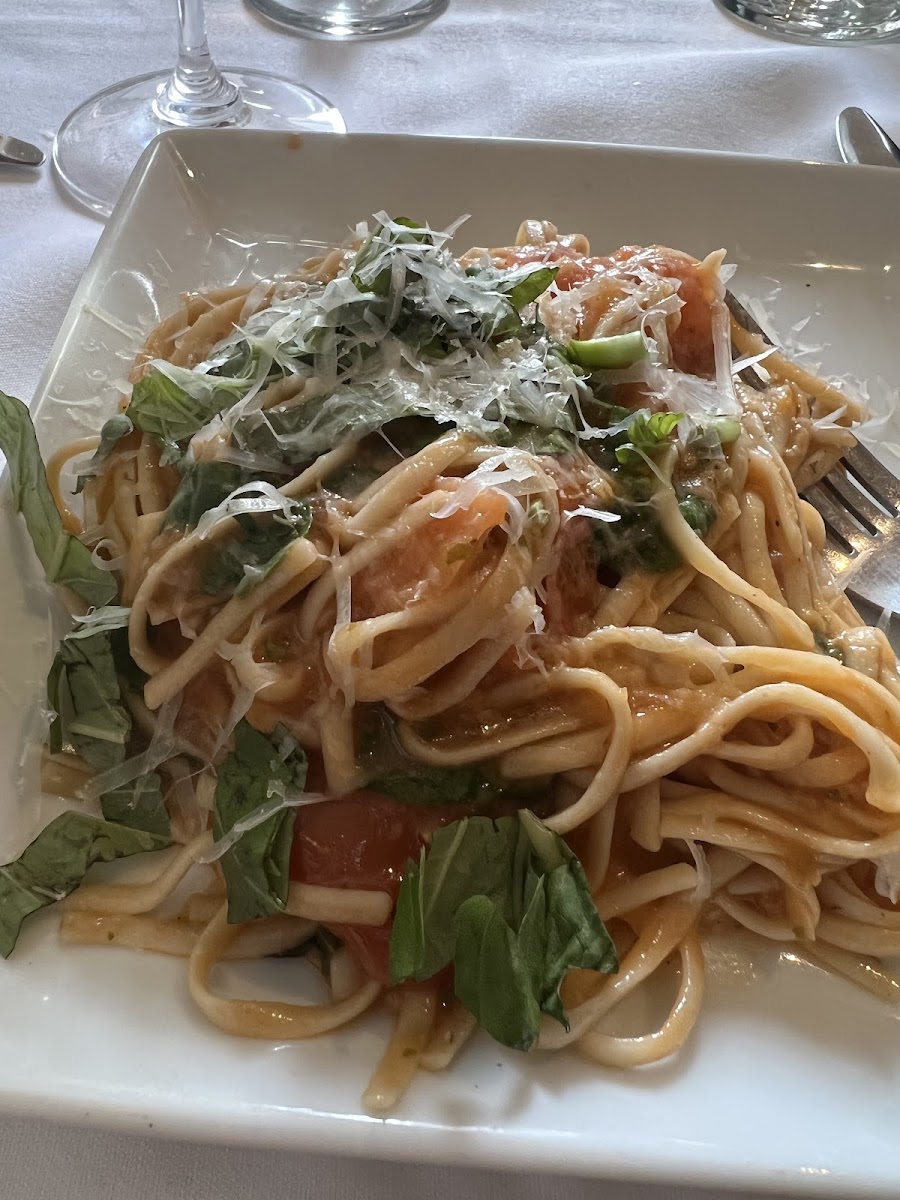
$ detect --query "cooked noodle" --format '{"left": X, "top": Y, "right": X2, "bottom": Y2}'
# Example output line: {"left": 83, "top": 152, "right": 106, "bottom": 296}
{"left": 12, "top": 214, "right": 900, "bottom": 1115}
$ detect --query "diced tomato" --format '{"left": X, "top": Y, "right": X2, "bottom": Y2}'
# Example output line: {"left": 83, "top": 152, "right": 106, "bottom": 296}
{"left": 289, "top": 790, "right": 465, "bottom": 984}
{"left": 608, "top": 245, "right": 717, "bottom": 377}
{"left": 541, "top": 514, "right": 603, "bottom": 636}
{"left": 352, "top": 486, "right": 508, "bottom": 619}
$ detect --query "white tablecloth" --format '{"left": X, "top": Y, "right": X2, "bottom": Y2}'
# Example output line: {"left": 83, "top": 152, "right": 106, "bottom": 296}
{"left": 1, "top": 2, "right": 898, "bottom": 1196}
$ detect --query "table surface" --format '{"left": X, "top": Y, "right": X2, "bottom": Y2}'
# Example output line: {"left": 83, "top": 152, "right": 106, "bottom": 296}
{"left": 1, "top": 2, "right": 899, "bottom": 1197}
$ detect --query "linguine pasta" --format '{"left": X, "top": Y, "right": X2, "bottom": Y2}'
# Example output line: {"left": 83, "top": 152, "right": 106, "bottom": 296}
{"left": 2, "top": 214, "right": 900, "bottom": 1114}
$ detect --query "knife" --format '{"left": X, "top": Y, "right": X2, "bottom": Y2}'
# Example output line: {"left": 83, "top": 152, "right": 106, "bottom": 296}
{"left": 0, "top": 134, "right": 45, "bottom": 168}
{"left": 836, "top": 107, "right": 900, "bottom": 168}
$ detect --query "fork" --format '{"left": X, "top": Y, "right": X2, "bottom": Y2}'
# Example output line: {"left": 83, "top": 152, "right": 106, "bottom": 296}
{"left": 726, "top": 292, "right": 900, "bottom": 614}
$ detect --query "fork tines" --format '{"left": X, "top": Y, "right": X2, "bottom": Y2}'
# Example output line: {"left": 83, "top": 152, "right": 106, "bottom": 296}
{"left": 804, "top": 444, "right": 898, "bottom": 558}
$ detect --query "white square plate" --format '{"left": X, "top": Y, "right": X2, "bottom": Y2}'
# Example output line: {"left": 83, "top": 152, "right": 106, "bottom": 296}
{"left": 3, "top": 130, "right": 900, "bottom": 1194}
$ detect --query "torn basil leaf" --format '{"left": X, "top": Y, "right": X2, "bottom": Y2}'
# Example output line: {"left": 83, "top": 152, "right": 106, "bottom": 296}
{"left": 163, "top": 460, "right": 253, "bottom": 529}
{"left": 389, "top": 810, "right": 617, "bottom": 1051}
{"left": 357, "top": 707, "right": 506, "bottom": 809}
{"left": 127, "top": 369, "right": 243, "bottom": 460}
{"left": 74, "top": 414, "right": 134, "bottom": 494}
{"left": 0, "top": 391, "right": 117, "bottom": 608}
{"left": 213, "top": 721, "right": 308, "bottom": 924}
{"left": 592, "top": 490, "right": 717, "bottom": 578}
{"left": 233, "top": 381, "right": 419, "bottom": 466}
{"left": 100, "top": 773, "right": 171, "bottom": 841}
{"left": 0, "top": 812, "right": 169, "bottom": 958}
{"left": 200, "top": 496, "right": 312, "bottom": 597}
{"left": 46, "top": 606, "right": 132, "bottom": 773}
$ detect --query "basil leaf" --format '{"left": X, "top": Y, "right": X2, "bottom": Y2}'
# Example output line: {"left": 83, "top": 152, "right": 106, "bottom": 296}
{"left": 453, "top": 894, "right": 539, "bottom": 1051}
{"left": 358, "top": 707, "right": 509, "bottom": 809}
{"left": 390, "top": 811, "right": 617, "bottom": 1051}
{"left": 213, "top": 721, "right": 308, "bottom": 924}
{"left": 678, "top": 493, "right": 717, "bottom": 538}
{"left": 74, "top": 414, "right": 134, "bottom": 494}
{"left": 0, "top": 812, "right": 168, "bottom": 958}
{"left": 127, "top": 370, "right": 240, "bottom": 452}
{"left": 499, "top": 420, "right": 577, "bottom": 456}
{"left": 370, "top": 765, "right": 496, "bottom": 807}
{"left": 0, "top": 392, "right": 117, "bottom": 608}
{"left": 388, "top": 852, "right": 425, "bottom": 983}
{"left": 235, "top": 381, "right": 418, "bottom": 466}
{"left": 100, "top": 773, "right": 171, "bottom": 841}
{"left": 351, "top": 216, "right": 432, "bottom": 296}
{"left": 201, "top": 498, "right": 312, "bottom": 598}
{"left": 46, "top": 607, "right": 132, "bottom": 772}
{"left": 391, "top": 816, "right": 522, "bottom": 982}
{"left": 163, "top": 460, "right": 250, "bottom": 529}
{"left": 592, "top": 489, "right": 717, "bottom": 578}
{"left": 501, "top": 264, "right": 559, "bottom": 312}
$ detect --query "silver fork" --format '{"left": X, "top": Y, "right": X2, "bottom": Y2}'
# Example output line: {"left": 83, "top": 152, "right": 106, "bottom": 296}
{"left": 726, "top": 292, "right": 900, "bottom": 614}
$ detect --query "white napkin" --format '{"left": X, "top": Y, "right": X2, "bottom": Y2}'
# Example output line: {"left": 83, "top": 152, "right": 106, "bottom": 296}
{"left": 0, "top": 1, "right": 898, "bottom": 1197}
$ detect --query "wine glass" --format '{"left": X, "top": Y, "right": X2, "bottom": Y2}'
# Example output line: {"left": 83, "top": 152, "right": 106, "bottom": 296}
{"left": 245, "top": 0, "right": 447, "bottom": 40}
{"left": 53, "top": 0, "right": 345, "bottom": 219}
{"left": 714, "top": 0, "right": 900, "bottom": 41}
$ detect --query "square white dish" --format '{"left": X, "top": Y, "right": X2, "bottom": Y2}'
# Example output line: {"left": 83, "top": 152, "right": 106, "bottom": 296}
{"left": 2, "top": 130, "right": 900, "bottom": 1194}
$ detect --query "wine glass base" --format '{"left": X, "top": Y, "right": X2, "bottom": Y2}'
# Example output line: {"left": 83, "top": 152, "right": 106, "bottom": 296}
{"left": 714, "top": 0, "right": 900, "bottom": 43}
{"left": 53, "top": 68, "right": 345, "bottom": 219}
{"left": 246, "top": 0, "right": 447, "bottom": 40}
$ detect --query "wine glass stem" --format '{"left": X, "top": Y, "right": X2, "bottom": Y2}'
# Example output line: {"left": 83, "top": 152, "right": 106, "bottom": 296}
{"left": 152, "top": 0, "right": 248, "bottom": 128}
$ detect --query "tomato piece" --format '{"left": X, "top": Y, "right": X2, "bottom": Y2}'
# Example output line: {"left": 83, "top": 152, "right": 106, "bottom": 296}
{"left": 609, "top": 245, "right": 717, "bottom": 377}
{"left": 290, "top": 790, "right": 464, "bottom": 984}
{"left": 541, "top": 514, "right": 600, "bottom": 636}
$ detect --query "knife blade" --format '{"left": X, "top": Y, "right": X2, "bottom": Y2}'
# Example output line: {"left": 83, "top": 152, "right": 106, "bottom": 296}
{"left": 0, "top": 134, "right": 45, "bottom": 168}
{"left": 836, "top": 107, "right": 900, "bottom": 169}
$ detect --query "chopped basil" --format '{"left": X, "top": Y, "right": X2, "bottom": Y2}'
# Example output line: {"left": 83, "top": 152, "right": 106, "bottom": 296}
{"left": 0, "top": 392, "right": 117, "bottom": 608}
{"left": 212, "top": 721, "right": 308, "bottom": 924}
{"left": 100, "top": 773, "right": 171, "bottom": 841}
{"left": 46, "top": 607, "right": 133, "bottom": 773}
{"left": 75, "top": 414, "right": 134, "bottom": 494}
{"left": 127, "top": 369, "right": 245, "bottom": 462}
{"left": 593, "top": 491, "right": 717, "bottom": 577}
{"left": 389, "top": 810, "right": 617, "bottom": 1051}
{"left": 163, "top": 461, "right": 253, "bottom": 529}
{"left": 357, "top": 707, "right": 509, "bottom": 809}
{"left": 200, "top": 497, "right": 312, "bottom": 598}
{"left": 0, "top": 812, "right": 168, "bottom": 958}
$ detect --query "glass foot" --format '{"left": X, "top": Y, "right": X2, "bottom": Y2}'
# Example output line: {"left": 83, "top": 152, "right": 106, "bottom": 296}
{"left": 714, "top": 0, "right": 900, "bottom": 43}
{"left": 53, "top": 68, "right": 345, "bottom": 219}
{"left": 246, "top": 0, "right": 447, "bottom": 40}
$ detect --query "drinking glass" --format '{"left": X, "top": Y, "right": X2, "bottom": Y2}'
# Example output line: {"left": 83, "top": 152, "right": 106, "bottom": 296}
{"left": 714, "top": 0, "right": 900, "bottom": 42}
{"left": 245, "top": 0, "right": 447, "bottom": 40}
{"left": 53, "top": 0, "right": 345, "bottom": 218}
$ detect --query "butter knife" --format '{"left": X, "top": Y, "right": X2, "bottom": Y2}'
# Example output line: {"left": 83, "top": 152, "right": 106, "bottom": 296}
{"left": 0, "top": 134, "right": 45, "bottom": 167}
{"left": 836, "top": 107, "right": 900, "bottom": 168}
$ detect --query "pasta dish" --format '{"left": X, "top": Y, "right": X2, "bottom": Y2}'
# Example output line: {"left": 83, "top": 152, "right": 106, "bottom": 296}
{"left": 2, "top": 214, "right": 899, "bottom": 1114}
